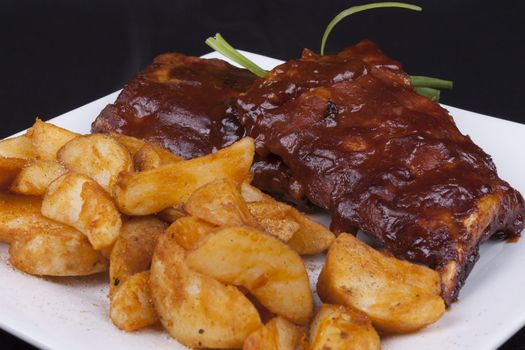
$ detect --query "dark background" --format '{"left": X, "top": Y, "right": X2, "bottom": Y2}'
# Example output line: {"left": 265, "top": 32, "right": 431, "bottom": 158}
{"left": 1, "top": 0, "right": 524, "bottom": 349}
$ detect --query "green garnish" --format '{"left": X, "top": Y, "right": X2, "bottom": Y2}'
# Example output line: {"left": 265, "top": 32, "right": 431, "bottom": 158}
{"left": 410, "top": 75, "right": 453, "bottom": 89}
{"left": 206, "top": 7, "right": 453, "bottom": 102}
{"left": 414, "top": 87, "right": 441, "bottom": 101}
{"left": 320, "top": 2, "right": 422, "bottom": 55}
{"left": 205, "top": 33, "right": 267, "bottom": 77}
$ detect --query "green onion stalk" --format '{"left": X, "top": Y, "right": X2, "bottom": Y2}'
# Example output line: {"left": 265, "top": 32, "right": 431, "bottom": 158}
{"left": 205, "top": 2, "right": 453, "bottom": 101}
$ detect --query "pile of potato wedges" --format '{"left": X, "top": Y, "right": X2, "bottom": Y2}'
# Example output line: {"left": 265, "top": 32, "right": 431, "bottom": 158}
{"left": 0, "top": 119, "right": 446, "bottom": 349}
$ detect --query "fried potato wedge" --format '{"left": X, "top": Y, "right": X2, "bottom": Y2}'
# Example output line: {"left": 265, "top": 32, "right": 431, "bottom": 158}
{"left": 0, "top": 135, "right": 36, "bottom": 159}
{"left": 10, "top": 160, "right": 67, "bottom": 196}
{"left": 114, "top": 137, "right": 254, "bottom": 215}
{"left": 317, "top": 233, "right": 445, "bottom": 333}
{"left": 110, "top": 271, "right": 158, "bottom": 331}
{"left": 243, "top": 317, "right": 307, "bottom": 350}
{"left": 150, "top": 233, "right": 262, "bottom": 348}
{"left": 186, "top": 226, "right": 313, "bottom": 325}
{"left": 109, "top": 133, "right": 146, "bottom": 155}
{"left": 0, "top": 193, "right": 107, "bottom": 275}
{"left": 110, "top": 216, "right": 167, "bottom": 296}
{"left": 133, "top": 143, "right": 181, "bottom": 171}
{"left": 0, "top": 157, "right": 28, "bottom": 191}
{"left": 247, "top": 202, "right": 299, "bottom": 242}
{"left": 309, "top": 304, "right": 380, "bottom": 350}
{"left": 185, "top": 179, "right": 260, "bottom": 228}
{"left": 165, "top": 216, "right": 216, "bottom": 250}
{"left": 28, "top": 118, "right": 79, "bottom": 160}
{"left": 242, "top": 183, "right": 335, "bottom": 254}
{"left": 10, "top": 225, "right": 108, "bottom": 276}
{"left": 285, "top": 209, "right": 334, "bottom": 255}
{"left": 42, "top": 173, "right": 122, "bottom": 249}
{"left": 57, "top": 134, "right": 133, "bottom": 192}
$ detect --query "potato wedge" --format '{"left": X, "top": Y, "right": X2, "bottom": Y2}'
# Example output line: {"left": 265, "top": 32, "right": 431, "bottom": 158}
{"left": 317, "top": 233, "right": 445, "bottom": 333}
{"left": 150, "top": 233, "right": 262, "bottom": 348}
{"left": 110, "top": 216, "right": 167, "bottom": 296}
{"left": 10, "top": 160, "right": 67, "bottom": 196}
{"left": 114, "top": 137, "right": 254, "bottom": 215}
{"left": 42, "top": 173, "right": 122, "bottom": 249}
{"left": 0, "top": 157, "right": 28, "bottom": 191}
{"left": 110, "top": 271, "right": 158, "bottom": 331}
{"left": 309, "top": 304, "right": 380, "bottom": 350}
{"left": 247, "top": 202, "right": 299, "bottom": 242}
{"left": 57, "top": 134, "right": 133, "bottom": 192}
{"left": 243, "top": 317, "right": 307, "bottom": 350}
{"left": 285, "top": 209, "right": 334, "bottom": 255}
{"left": 165, "top": 216, "right": 216, "bottom": 250}
{"left": 186, "top": 226, "right": 313, "bottom": 325}
{"left": 242, "top": 183, "right": 335, "bottom": 254}
{"left": 109, "top": 133, "right": 146, "bottom": 155}
{"left": 133, "top": 143, "right": 181, "bottom": 171}
{"left": 0, "top": 135, "right": 36, "bottom": 159}
{"left": 185, "top": 179, "right": 260, "bottom": 228}
{"left": 9, "top": 226, "right": 108, "bottom": 276}
{"left": 28, "top": 118, "right": 79, "bottom": 160}
{"left": 0, "top": 193, "right": 107, "bottom": 275}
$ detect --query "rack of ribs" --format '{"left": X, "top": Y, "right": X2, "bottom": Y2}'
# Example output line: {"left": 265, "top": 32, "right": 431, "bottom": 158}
{"left": 92, "top": 41, "right": 525, "bottom": 305}
{"left": 232, "top": 40, "right": 525, "bottom": 304}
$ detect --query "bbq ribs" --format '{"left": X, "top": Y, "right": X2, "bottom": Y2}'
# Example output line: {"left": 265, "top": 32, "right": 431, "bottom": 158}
{"left": 92, "top": 41, "right": 525, "bottom": 305}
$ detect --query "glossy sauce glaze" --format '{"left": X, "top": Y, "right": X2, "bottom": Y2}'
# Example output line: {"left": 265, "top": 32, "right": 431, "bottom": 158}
{"left": 92, "top": 53, "right": 255, "bottom": 159}
{"left": 233, "top": 40, "right": 525, "bottom": 304}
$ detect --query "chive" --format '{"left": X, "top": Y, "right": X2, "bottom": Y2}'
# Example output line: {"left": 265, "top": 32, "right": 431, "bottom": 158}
{"left": 414, "top": 86, "right": 441, "bottom": 102}
{"left": 410, "top": 75, "right": 453, "bottom": 89}
{"left": 320, "top": 2, "right": 422, "bottom": 55}
{"left": 205, "top": 33, "right": 267, "bottom": 77}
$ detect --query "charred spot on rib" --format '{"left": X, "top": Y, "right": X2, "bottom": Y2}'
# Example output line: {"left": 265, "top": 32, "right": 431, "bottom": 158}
{"left": 324, "top": 101, "right": 338, "bottom": 127}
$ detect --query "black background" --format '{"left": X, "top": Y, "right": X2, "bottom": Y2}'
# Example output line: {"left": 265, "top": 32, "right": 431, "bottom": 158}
{"left": 1, "top": 0, "right": 524, "bottom": 349}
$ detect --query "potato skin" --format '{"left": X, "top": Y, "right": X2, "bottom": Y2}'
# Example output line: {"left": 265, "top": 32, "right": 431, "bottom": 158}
{"left": 317, "top": 233, "right": 445, "bottom": 333}
{"left": 309, "top": 304, "right": 380, "bottom": 350}
{"left": 150, "top": 232, "right": 262, "bottom": 348}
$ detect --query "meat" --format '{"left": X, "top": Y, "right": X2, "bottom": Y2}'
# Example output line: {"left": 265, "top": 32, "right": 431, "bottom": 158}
{"left": 92, "top": 53, "right": 255, "bottom": 159}
{"left": 92, "top": 42, "right": 525, "bottom": 305}
{"left": 232, "top": 40, "right": 525, "bottom": 305}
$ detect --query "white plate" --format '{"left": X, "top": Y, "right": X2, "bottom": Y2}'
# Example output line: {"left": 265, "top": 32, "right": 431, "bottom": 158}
{"left": 1, "top": 51, "right": 524, "bottom": 350}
